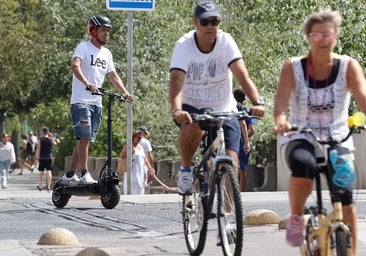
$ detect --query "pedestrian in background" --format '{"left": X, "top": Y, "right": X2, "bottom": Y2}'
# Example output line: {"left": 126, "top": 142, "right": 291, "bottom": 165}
{"left": 233, "top": 88, "right": 256, "bottom": 192}
{"left": 17, "top": 134, "right": 32, "bottom": 175}
{"left": 0, "top": 133, "right": 16, "bottom": 189}
{"left": 35, "top": 127, "right": 57, "bottom": 192}
{"left": 137, "top": 125, "right": 154, "bottom": 184}
{"left": 120, "top": 130, "right": 155, "bottom": 194}
{"left": 27, "top": 131, "right": 37, "bottom": 171}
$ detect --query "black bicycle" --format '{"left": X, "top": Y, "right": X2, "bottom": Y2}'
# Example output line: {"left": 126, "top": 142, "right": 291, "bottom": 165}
{"left": 182, "top": 109, "right": 259, "bottom": 256}
{"left": 52, "top": 88, "right": 132, "bottom": 209}
{"left": 283, "top": 124, "right": 358, "bottom": 256}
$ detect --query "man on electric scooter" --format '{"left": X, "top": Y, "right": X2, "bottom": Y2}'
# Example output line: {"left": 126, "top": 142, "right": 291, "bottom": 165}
{"left": 61, "top": 15, "right": 133, "bottom": 186}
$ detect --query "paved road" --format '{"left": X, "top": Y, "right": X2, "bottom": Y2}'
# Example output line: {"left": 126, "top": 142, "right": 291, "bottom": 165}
{"left": 0, "top": 170, "right": 365, "bottom": 255}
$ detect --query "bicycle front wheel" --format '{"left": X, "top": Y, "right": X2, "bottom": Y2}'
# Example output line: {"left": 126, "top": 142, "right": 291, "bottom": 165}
{"left": 217, "top": 163, "right": 243, "bottom": 256}
{"left": 334, "top": 228, "right": 348, "bottom": 256}
{"left": 183, "top": 176, "right": 208, "bottom": 255}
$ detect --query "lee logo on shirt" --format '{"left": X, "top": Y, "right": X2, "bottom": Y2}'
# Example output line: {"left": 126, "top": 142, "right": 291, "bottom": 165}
{"left": 90, "top": 55, "right": 106, "bottom": 69}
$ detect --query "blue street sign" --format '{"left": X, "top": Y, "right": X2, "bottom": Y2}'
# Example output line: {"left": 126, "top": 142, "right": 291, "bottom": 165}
{"left": 106, "top": 0, "right": 155, "bottom": 11}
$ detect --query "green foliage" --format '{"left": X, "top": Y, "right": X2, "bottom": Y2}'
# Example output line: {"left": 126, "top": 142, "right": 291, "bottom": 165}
{"left": 2, "top": 0, "right": 366, "bottom": 168}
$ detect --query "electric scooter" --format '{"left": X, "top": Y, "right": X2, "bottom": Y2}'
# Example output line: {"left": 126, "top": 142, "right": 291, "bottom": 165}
{"left": 52, "top": 88, "right": 132, "bottom": 209}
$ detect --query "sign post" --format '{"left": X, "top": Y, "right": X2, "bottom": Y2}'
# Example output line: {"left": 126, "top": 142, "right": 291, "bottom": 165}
{"left": 107, "top": 0, "right": 155, "bottom": 11}
{"left": 106, "top": 1, "right": 155, "bottom": 195}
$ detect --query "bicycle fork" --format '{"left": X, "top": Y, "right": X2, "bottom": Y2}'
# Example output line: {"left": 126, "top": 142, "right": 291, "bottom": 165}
{"left": 328, "top": 202, "right": 352, "bottom": 256}
{"left": 303, "top": 205, "right": 352, "bottom": 256}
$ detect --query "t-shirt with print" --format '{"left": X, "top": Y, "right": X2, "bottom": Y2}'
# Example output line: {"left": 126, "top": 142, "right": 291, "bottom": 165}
{"left": 70, "top": 40, "right": 115, "bottom": 107}
{"left": 170, "top": 29, "right": 242, "bottom": 112}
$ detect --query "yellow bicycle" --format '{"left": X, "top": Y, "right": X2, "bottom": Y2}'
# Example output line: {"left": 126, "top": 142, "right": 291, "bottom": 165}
{"left": 284, "top": 123, "right": 360, "bottom": 256}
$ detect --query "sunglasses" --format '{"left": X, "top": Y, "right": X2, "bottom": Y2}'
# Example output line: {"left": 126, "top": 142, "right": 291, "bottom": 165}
{"left": 199, "top": 18, "right": 221, "bottom": 27}
{"left": 308, "top": 32, "right": 337, "bottom": 42}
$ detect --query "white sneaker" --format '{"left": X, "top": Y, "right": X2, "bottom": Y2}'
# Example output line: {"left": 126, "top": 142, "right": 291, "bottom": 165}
{"left": 80, "top": 171, "right": 97, "bottom": 185}
{"left": 61, "top": 174, "right": 80, "bottom": 186}
{"left": 177, "top": 168, "right": 193, "bottom": 195}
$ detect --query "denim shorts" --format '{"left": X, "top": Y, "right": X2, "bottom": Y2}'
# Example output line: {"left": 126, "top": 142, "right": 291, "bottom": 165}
{"left": 178, "top": 104, "right": 240, "bottom": 153}
{"left": 238, "top": 138, "right": 250, "bottom": 170}
{"left": 70, "top": 103, "right": 102, "bottom": 142}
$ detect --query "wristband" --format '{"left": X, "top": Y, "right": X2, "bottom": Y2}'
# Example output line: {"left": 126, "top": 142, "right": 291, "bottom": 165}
{"left": 171, "top": 109, "right": 182, "bottom": 115}
{"left": 253, "top": 99, "right": 265, "bottom": 106}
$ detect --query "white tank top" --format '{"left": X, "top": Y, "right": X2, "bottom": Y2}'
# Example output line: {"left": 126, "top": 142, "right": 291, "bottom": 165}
{"left": 289, "top": 54, "right": 351, "bottom": 141}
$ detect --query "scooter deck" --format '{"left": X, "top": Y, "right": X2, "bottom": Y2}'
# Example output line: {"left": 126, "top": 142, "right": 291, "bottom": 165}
{"left": 55, "top": 183, "right": 100, "bottom": 196}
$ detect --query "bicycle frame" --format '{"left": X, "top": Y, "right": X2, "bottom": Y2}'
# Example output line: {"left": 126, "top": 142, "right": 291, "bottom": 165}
{"left": 196, "top": 120, "right": 233, "bottom": 218}
{"left": 302, "top": 144, "right": 352, "bottom": 256}
{"left": 182, "top": 110, "right": 255, "bottom": 256}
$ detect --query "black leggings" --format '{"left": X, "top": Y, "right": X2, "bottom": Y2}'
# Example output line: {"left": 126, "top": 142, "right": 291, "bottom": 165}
{"left": 285, "top": 139, "right": 353, "bottom": 205}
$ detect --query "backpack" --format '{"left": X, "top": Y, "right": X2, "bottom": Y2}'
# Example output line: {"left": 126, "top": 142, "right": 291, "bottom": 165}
{"left": 26, "top": 140, "right": 34, "bottom": 153}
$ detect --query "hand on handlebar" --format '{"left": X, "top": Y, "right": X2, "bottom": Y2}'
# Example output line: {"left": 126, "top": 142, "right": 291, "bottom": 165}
{"left": 122, "top": 92, "right": 134, "bottom": 102}
{"left": 173, "top": 110, "right": 192, "bottom": 125}
{"left": 250, "top": 105, "right": 265, "bottom": 118}
{"left": 273, "top": 121, "right": 292, "bottom": 136}
{"left": 86, "top": 84, "right": 98, "bottom": 93}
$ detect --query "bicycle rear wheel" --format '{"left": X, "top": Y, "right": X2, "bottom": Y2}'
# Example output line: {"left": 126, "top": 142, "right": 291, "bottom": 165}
{"left": 183, "top": 176, "right": 208, "bottom": 255}
{"left": 217, "top": 163, "right": 243, "bottom": 256}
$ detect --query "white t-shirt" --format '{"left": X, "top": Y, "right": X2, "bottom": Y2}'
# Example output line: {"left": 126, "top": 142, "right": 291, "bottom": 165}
{"left": 170, "top": 29, "right": 242, "bottom": 111}
{"left": 139, "top": 138, "right": 152, "bottom": 154}
{"left": 0, "top": 142, "right": 15, "bottom": 162}
{"left": 70, "top": 40, "right": 116, "bottom": 107}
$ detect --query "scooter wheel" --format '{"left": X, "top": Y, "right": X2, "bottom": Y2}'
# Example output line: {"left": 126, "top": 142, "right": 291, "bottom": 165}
{"left": 101, "top": 184, "right": 120, "bottom": 209}
{"left": 52, "top": 185, "right": 71, "bottom": 208}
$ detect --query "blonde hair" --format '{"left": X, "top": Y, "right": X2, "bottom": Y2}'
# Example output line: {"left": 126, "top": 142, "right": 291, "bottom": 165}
{"left": 304, "top": 9, "right": 342, "bottom": 35}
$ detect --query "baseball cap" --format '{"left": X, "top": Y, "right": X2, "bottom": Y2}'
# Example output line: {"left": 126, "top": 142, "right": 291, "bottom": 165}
{"left": 137, "top": 126, "right": 150, "bottom": 135}
{"left": 195, "top": 1, "right": 222, "bottom": 20}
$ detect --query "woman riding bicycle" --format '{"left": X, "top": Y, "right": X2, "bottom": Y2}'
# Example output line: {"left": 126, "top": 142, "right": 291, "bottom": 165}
{"left": 273, "top": 9, "right": 366, "bottom": 255}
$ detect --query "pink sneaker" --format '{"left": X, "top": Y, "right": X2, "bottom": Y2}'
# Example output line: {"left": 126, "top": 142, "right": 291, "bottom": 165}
{"left": 286, "top": 214, "right": 304, "bottom": 246}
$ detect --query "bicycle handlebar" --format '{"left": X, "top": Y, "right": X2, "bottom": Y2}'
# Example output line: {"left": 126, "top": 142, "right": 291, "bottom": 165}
{"left": 283, "top": 125, "right": 354, "bottom": 145}
{"left": 87, "top": 87, "right": 133, "bottom": 104}
{"left": 191, "top": 109, "right": 261, "bottom": 123}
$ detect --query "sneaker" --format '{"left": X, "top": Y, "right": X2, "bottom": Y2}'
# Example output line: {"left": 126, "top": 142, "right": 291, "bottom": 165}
{"left": 80, "top": 171, "right": 97, "bottom": 185}
{"left": 60, "top": 174, "right": 80, "bottom": 186}
{"left": 177, "top": 167, "right": 193, "bottom": 195}
{"left": 286, "top": 214, "right": 304, "bottom": 246}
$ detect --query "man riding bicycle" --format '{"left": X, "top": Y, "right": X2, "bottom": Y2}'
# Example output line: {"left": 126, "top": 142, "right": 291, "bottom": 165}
{"left": 169, "top": 0, "right": 265, "bottom": 195}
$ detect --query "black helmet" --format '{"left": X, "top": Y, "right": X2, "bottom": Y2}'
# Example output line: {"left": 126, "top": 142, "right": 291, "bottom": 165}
{"left": 87, "top": 15, "right": 112, "bottom": 33}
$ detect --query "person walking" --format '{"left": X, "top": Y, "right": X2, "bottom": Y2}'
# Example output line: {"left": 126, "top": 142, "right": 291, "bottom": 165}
{"left": 0, "top": 133, "right": 16, "bottom": 189}
{"left": 26, "top": 131, "right": 37, "bottom": 172}
{"left": 169, "top": 0, "right": 265, "bottom": 195}
{"left": 17, "top": 134, "right": 32, "bottom": 175}
{"left": 120, "top": 130, "right": 155, "bottom": 194}
{"left": 61, "top": 15, "right": 133, "bottom": 186}
{"left": 137, "top": 125, "right": 154, "bottom": 184}
{"left": 35, "top": 127, "right": 57, "bottom": 192}
{"left": 273, "top": 9, "right": 366, "bottom": 255}
{"left": 233, "top": 88, "right": 256, "bottom": 192}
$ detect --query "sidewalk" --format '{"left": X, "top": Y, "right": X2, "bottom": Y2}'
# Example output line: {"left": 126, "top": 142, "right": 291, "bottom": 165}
{"left": 1, "top": 170, "right": 366, "bottom": 255}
